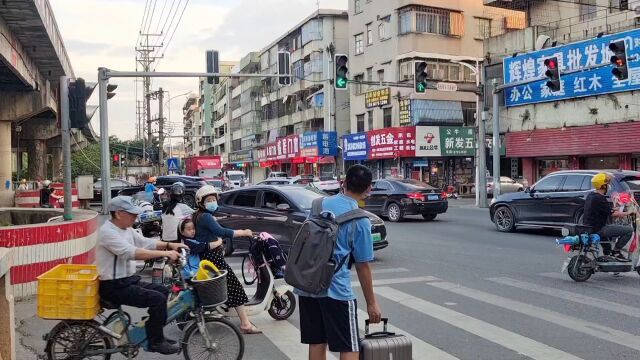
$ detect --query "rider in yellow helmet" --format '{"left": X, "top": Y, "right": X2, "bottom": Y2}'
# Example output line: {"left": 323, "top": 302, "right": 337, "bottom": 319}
{"left": 583, "top": 172, "right": 632, "bottom": 260}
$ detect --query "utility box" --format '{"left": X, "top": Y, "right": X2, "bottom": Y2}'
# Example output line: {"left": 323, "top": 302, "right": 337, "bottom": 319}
{"left": 76, "top": 176, "right": 94, "bottom": 200}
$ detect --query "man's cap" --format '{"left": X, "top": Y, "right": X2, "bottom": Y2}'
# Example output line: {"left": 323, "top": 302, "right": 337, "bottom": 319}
{"left": 108, "top": 196, "right": 143, "bottom": 215}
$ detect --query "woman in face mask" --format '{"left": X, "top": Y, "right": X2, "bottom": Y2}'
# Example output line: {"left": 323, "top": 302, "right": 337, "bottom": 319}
{"left": 191, "top": 185, "right": 261, "bottom": 334}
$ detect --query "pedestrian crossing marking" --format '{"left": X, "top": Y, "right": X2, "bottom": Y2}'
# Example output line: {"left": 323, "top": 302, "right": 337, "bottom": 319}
{"left": 355, "top": 309, "right": 459, "bottom": 360}
{"left": 354, "top": 276, "right": 440, "bottom": 287}
{"left": 427, "top": 281, "right": 640, "bottom": 352}
{"left": 375, "top": 286, "right": 582, "bottom": 360}
{"left": 540, "top": 272, "right": 640, "bottom": 297}
{"left": 487, "top": 277, "right": 640, "bottom": 318}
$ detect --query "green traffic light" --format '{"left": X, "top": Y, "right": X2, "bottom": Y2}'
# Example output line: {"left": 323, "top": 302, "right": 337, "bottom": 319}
{"left": 416, "top": 82, "right": 426, "bottom": 93}
{"left": 336, "top": 77, "right": 347, "bottom": 88}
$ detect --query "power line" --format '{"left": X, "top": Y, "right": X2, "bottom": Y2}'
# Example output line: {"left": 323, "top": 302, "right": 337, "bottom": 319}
{"left": 155, "top": 0, "right": 169, "bottom": 34}
{"left": 145, "top": 0, "right": 159, "bottom": 36}
{"left": 545, "top": 0, "right": 623, "bottom": 10}
{"left": 137, "top": 0, "right": 151, "bottom": 45}
{"left": 154, "top": 0, "right": 189, "bottom": 70}
{"left": 153, "top": 0, "right": 182, "bottom": 56}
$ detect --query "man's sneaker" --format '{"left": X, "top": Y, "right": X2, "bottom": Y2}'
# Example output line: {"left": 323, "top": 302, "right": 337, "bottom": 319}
{"left": 148, "top": 341, "right": 180, "bottom": 355}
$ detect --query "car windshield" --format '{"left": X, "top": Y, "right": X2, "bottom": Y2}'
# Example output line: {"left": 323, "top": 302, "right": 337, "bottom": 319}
{"left": 271, "top": 173, "right": 288, "bottom": 178}
{"left": 288, "top": 187, "right": 325, "bottom": 209}
{"left": 394, "top": 179, "right": 437, "bottom": 191}
{"left": 621, "top": 179, "right": 640, "bottom": 191}
{"left": 207, "top": 180, "right": 223, "bottom": 187}
{"left": 228, "top": 174, "right": 244, "bottom": 181}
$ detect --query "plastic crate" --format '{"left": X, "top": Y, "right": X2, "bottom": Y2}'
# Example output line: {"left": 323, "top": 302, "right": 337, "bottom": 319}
{"left": 37, "top": 264, "right": 100, "bottom": 320}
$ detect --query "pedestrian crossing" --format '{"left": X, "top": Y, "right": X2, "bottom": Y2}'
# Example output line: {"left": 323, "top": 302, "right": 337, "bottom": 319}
{"left": 219, "top": 259, "right": 640, "bottom": 360}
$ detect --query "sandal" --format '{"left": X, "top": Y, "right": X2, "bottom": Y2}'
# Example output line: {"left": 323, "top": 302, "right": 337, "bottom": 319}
{"left": 240, "top": 324, "right": 262, "bottom": 334}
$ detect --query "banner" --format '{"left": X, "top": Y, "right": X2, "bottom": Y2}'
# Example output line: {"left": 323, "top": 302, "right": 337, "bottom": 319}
{"left": 343, "top": 133, "right": 369, "bottom": 161}
{"left": 368, "top": 126, "right": 416, "bottom": 160}
{"left": 365, "top": 87, "right": 391, "bottom": 108}
{"left": 301, "top": 131, "right": 337, "bottom": 156}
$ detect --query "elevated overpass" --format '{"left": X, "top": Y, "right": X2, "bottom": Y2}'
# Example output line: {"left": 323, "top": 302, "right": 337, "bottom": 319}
{"left": 0, "top": 0, "right": 95, "bottom": 206}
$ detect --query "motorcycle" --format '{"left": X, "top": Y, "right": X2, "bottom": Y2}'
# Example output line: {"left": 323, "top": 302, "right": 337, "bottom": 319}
{"left": 557, "top": 224, "right": 640, "bottom": 282}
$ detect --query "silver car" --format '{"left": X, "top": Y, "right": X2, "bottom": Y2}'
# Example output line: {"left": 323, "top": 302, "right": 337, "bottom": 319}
{"left": 487, "top": 176, "right": 524, "bottom": 196}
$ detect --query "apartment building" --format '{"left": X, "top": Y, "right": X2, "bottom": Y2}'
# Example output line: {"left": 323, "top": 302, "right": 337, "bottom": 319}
{"left": 250, "top": 9, "right": 349, "bottom": 180}
{"left": 483, "top": 0, "right": 640, "bottom": 183}
{"left": 209, "top": 61, "right": 238, "bottom": 162}
{"left": 347, "top": 0, "right": 504, "bottom": 187}
{"left": 182, "top": 94, "right": 200, "bottom": 157}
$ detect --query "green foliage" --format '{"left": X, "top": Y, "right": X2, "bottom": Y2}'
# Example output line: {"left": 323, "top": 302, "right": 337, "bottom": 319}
{"left": 71, "top": 142, "right": 102, "bottom": 179}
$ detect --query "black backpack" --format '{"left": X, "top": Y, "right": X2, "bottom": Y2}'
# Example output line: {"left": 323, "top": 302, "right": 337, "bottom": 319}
{"left": 284, "top": 197, "right": 368, "bottom": 294}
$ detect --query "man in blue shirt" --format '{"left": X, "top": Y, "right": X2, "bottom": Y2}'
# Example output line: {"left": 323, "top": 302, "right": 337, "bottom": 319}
{"left": 144, "top": 176, "right": 158, "bottom": 202}
{"left": 298, "top": 165, "right": 382, "bottom": 360}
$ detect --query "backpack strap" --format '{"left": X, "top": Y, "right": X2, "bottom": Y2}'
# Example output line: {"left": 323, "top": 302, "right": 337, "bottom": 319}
{"left": 311, "top": 197, "right": 324, "bottom": 217}
{"left": 335, "top": 208, "right": 368, "bottom": 224}
{"left": 334, "top": 221, "right": 359, "bottom": 273}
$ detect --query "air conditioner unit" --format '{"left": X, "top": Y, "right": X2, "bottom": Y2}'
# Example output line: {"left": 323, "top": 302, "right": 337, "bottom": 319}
{"left": 432, "top": 69, "right": 445, "bottom": 80}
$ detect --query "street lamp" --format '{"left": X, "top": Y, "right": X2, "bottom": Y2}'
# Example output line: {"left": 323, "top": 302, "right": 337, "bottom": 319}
{"left": 164, "top": 91, "right": 192, "bottom": 161}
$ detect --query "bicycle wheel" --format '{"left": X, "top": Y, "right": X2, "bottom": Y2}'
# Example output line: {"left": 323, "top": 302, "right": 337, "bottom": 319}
{"left": 45, "top": 320, "right": 113, "bottom": 360}
{"left": 182, "top": 317, "right": 244, "bottom": 360}
{"left": 241, "top": 254, "right": 258, "bottom": 285}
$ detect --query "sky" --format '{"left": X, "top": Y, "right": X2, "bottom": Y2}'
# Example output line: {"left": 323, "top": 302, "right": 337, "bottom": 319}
{"left": 49, "top": 0, "right": 347, "bottom": 140}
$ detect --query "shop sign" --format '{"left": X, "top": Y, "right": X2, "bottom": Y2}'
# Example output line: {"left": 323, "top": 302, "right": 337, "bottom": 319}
{"left": 259, "top": 143, "right": 278, "bottom": 161}
{"left": 343, "top": 133, "right": 368, "bottom": 161}
{"left": 486, "top": 135, "right": 506, "bottom": 156}
{"left": 399, "top": 99, "right": 411, "bottom": 126}
{"left": 275, "top": 134, "right": 301, "bottom": 159}
{"left": 365, "top": 87, "right": 391, "bottom": 108}
{"left": 229, "top": 150, "right": 252, "bottom": 163}
{"left": 301, "top": 131, "right": 338, "bottom": 157}
{"left": 368, "top": 126, "right": 416, "bottom": 160}
{"left": 440, "top": 127, "right": 475, "bottom": 156}
{"left": 415, "top": 126, "right": 441, "bottom": 157}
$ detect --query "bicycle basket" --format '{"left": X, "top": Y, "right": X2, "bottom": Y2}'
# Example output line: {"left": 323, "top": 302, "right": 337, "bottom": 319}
{"left": 191, "top": 270, "right": 228, "bottom": 307}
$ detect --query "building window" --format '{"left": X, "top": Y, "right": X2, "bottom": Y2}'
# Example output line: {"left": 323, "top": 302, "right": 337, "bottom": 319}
{"left": 579, "top": 0, "right": 597, "bottom": 21}
{"left": 301, "top": 19, "right": 323, "bottom": 44}
{"left": 610, "top": 0, "right": 629, "bottom": 12}
{"left": 463, "top": 66, "right": 475, "bottom": 83}
{"left": 378, "top": 15, "right": 391, "bottom": 40}
{"left": 476, "top": 18, "right": 491, "bottom": 39}
{"left": 367, "top": 110, "right": 374, "bottom": 130}
{"left": 399, "top": 60, "right": 413, "bottom": 81}
{"left": 448, "top": 65, "right": 460, "bottom": 82}
{"left": 383, "top": 108, "right": 392, "bottom": 128}
{"left": 354, "top": 0, "right": 361, "bottom": 14}
{"left": 399, "top": 6, "right": 463, "bottom": 37}
{"left": 366, "top": 67, "right": 373, "bottom": 82}
{"left": 355, "top": 33, "right": 364, "bottom": 55}
{"left": 357, "top": 114, "right": 365, "bottom": 132}
{"left": 366, "top": 23, "right": 373, "bottom": 45}
{"left": 354, "top": 74, "right": 364, "bottom": 95}
{"left": 378, "top": 69, "right": 385, "bottom": 82}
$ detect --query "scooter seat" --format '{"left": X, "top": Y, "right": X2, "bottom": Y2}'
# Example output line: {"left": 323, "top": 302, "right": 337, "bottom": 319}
{"left": 100, "top": 299, "right": 121, "bottom": 310}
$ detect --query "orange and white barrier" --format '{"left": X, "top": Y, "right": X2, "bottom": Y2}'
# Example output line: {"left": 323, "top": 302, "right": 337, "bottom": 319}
{"left": 14, "top": 183, "right": 79, "bottom": 209}
{"left": 0, "top": 209, "right": 98, "bottom": 298}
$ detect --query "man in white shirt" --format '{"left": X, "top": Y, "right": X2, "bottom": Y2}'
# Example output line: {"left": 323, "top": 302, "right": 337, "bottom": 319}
{"left": 97, "top": 196, "right": 187, "bottom": 355}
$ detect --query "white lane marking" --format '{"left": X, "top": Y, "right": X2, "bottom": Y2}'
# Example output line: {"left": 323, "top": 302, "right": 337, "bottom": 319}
{"left": 539, "top": 272, "right": 640, "bottom": 297}
{"left": 375, "top": 286, "right": 582, "bottom": 360}
{"left": 487, "top": 277, "right": 640, "bottom": 318}
{"left": 353, "top": 276, "right": 440, "bottom": 287}
{"left": 428, "top": 281, "right": 640, "bottom": 352}
{"left": 356, "top": 309, "right": 459, "bottom": 360}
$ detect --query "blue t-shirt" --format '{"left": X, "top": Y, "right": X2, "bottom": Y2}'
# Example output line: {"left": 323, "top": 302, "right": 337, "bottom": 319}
{"left": 144, "top": 183, "right": 157, "bottom": 202}
{"left": 296, "top": 193, "right": 374, "bottom": 301}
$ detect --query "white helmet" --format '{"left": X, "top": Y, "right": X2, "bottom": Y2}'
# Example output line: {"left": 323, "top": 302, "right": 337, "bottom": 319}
{"left": 195, "top": 185, "right": 219, "bottom": 207}
{"left": 43, "top": 180, "right": 52, "bottom": 187}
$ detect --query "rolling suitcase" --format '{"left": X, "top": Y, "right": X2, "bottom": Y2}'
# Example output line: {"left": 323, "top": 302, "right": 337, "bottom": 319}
{"left": 360, "top": 318, "right": 412, "bottom": 360}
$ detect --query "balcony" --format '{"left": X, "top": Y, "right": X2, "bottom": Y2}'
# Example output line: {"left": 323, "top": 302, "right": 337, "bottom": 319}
{"left": 232, "top": 107, "right": 242, "bottom": 120}
{"left": 213, "top": 118, "right": 226, "bottom": 129}
{"left": 267, "top": 119, "right": 279, "bottom": 131}
{"left": 278, "top": 115, "right": 292, "bottom": 128}
{"left": 213, "top": 136, "right": 226, "bottom": 147}
{"left": 231, "top": 86, "right": 242, "bottom": 99}
{"left": 483, "top": 0, "right": 543, "bottom": 10}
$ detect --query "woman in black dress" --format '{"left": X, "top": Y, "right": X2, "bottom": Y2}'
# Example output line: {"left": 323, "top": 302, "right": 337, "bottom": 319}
{"left": 191, "top": 185, "right": 261, "bottom": 334}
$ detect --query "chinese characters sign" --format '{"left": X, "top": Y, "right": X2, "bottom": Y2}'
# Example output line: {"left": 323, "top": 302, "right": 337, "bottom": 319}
{"left": 415, "top": 126, "right": 441, "bottom": 157}
{"left": 343, "top": 133, "right": 368, "bottom": 161}
{"left": 368, "top": 127, "right": 416, "bottom": 160}
{"left": 365, "top": 87, "right": 391, "bottom": 108}
{"left": 503, "top": 28, "right": 640, "bottom": 107}
{"left": 275, "top": 134, "right": 300, "bottom": 159}
{"left": 301, "top": 131, "right": 337, "bottom": 157}
{"left": 440, "top": 127, "right": 475, "bottom": 156}
{"left": 399, "top": 99, "right": 411, "bottom": 126}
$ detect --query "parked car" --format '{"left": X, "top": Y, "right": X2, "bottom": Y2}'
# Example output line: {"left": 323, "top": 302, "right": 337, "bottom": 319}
{"left": 225, "top": 170, "right": 246, "bottom": 188}
{"left": 489, "top": 169, "right": 640, "bottom": 232}
{"left": 93, "top": 179, "right": 135, "bottom": 203}
{"left": 205, "top": 178, "right": 233, "bottom": 192}
{"left": 364, "top": 178, "right": 448, "bottom": 222}
{"left": 216, "top": 185, "right": 388, "bottom": 255}
{"left": 118, "top": 175, "right": 207, "bottom": 208}
{"left": 267, "top": 171, "right": 288, "bottom": 178}
{"left": 256, "top": 175, "right": 318, "bottom": 186}
{"left": 487, "top": 176, "right": 525, "bottom": 196}
{"left": 315, "top": 175, "right": 341, "bottom": 194}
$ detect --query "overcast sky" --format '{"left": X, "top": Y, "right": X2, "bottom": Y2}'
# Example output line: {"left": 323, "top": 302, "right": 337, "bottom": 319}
{"left": 50, "top": 0, "right": 347, "bottom": 140}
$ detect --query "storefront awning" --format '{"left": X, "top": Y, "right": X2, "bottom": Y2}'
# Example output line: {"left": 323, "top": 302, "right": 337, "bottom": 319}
{"left": 411, "top": 100, "right": 464, "bottom": 125}
{"left": 506, "top": 122, "right": 640, "bottom": 158}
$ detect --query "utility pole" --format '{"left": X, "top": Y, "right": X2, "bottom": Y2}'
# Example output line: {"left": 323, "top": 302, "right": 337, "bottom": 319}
{"left": 60, "top": 76, "right": 72, "bottom": 220}
{"left": 158, "top": 87, "right": 164, "bottom": 174}
{"left": 136, "top": 32, "right": 162, "bottom": 165}
{"left": 492, "top": 79, "right": 502, "bottom": 197}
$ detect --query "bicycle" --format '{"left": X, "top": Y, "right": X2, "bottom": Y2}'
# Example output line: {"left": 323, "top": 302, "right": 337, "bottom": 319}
{"left": 43, "top": 249, "right": 244, "bottom": 360}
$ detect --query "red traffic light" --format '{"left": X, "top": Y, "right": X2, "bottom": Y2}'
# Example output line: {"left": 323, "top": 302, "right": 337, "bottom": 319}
{"left": 544, "top": 58, "right": 557, "bottom": 69}
{"left": 113, "top": 154, "right": 120, "bottom": 162}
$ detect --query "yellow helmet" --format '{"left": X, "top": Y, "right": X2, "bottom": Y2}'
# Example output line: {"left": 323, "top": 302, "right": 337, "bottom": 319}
{"left": 591, "top": 173, "right": 611, "bottom": 190}
{"left": 147, "top": 176, "right": 157, "bottom": 183}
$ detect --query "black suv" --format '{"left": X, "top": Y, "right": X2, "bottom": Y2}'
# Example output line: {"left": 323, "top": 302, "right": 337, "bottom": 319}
{"left": 490, "top": 170, "right": 640, "bottom": 232}
{"left": 118, "top": 175, "right": 207, "bottom": 208}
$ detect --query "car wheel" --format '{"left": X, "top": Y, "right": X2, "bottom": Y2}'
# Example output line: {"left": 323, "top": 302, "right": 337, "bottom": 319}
{"left": 386, "top": 203, "right": 403, "bottom": 222}
{"left": 224, "top": 239, "right": 234, "bottom": 256}
{"left": 422, "top": 213, "right": 437, "bottom": 221}
{"left": 576, "top": 211, "right": 584, "bottom": 225}
{"left": 494, "top": 206, "right": 516, "bottom": 232}
{"left": 183, "top": 194, "right": 196, "bottom": 209}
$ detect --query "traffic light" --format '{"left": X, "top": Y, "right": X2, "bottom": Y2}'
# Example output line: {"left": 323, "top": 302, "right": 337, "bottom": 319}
{"left": 609, "top": 40, "right": 629, "bottom": 81}
{"left": 277, "top": 51, "right": 291, "bottom": 85}
{"left": 107, "top": 84, "right": 117, "bottom": 100}
{"left": 414, "top": 61, "right": 428, "bottom": 93}
{"left": 112, "top": 153, "right": 120, "bottom": 167}
{"left": 68, "top": 78, "right": 98, "bottom": 129}
{"left": 206, "top": 50, "right": 220, "bottom": 85}
{"left": 544, "top": 57, "right": 561, "bottom": 92}
{"left": 334, "top": 54, "right": 348, "bottom": 90}
{"left": 120, "top": 153, "right": 126, "bottom": 166}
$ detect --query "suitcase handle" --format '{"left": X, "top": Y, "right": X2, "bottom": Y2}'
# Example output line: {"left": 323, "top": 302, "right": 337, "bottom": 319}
{"left": 364, "top": 318, "right": 395, "bottom": 338}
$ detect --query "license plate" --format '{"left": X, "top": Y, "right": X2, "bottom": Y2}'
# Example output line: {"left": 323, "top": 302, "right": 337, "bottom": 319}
{"left": 428, "top": 194, "right": 439, "bottom": 201}
{"left": 372, "top": 233, "right": 382, "bottom": 242}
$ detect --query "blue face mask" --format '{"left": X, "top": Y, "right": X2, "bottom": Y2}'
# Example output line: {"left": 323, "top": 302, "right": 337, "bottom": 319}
{"left": 205, "top": 201, "right": 218, "bottom": 213}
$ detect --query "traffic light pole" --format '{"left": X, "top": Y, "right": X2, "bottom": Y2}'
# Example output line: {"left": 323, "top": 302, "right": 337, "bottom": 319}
{"left": 99, "top": 68, "right": 111, "bottom": 214}
{"left": 158, "top": 88, "right": 164, "bottom": 175}
{"left": 492, "top": 80, "right": 501, "bottom": 197}
{"left": 60, "top": 76, "right": 73, "bottom": 220}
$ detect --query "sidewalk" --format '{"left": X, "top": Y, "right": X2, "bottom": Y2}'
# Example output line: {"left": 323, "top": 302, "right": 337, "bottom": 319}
{"left": 15, "top": 297, "right": 52, "bottom": 359}
{"left": 447, "top": 197, "right": 490, "bottom": 210}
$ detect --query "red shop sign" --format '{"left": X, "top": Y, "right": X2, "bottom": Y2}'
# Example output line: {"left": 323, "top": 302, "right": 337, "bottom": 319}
{"left": 276, "top": 134, "right": 301, "bottom": 160}
{"left": 368, "top": 126, "right": 416, "bottom": 160}
{"left": 264, "top": 143, "right": 278, "bottom": 161}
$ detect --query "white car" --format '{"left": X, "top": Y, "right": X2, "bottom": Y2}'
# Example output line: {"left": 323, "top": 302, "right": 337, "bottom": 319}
{"left": 257, "top": 175, "right": 318, "bottom": 186}
{"left": 225, "top": 171, "right": 246, "bottom": 188}
{"left": 487, "top": 176, "right": 524, "bottom": 196}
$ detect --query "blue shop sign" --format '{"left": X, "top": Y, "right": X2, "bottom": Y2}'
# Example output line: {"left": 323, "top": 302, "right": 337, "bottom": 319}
{"left": 301, "top": 131, "right": 337, "bottom": 156}
{"left": 343, "top": 132, "right": 369, "bottom": 161}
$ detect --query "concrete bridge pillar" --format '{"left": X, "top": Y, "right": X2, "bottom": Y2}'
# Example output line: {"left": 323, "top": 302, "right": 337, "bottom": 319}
{"left": 27, "top": 140, "right": 47, "bottom": 181}
{"left": 0, "top": 122, "right": 14, "bottom": 207}
{"left": 50, "top": 148, "right": 62, "bottom": 182}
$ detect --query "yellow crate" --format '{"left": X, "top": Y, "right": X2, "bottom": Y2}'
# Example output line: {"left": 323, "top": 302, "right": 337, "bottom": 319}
{"left": 37, "top": 264, "right": 100, "bottom": 320}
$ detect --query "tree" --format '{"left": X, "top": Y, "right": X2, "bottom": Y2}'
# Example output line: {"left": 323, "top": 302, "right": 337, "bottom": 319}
{"left": 71, "top": 142, "right": 102, "bottom": 179}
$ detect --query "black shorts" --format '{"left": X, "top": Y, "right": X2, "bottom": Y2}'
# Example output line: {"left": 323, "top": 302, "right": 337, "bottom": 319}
{"left": 299, "top": 296, "right": 359, "bottom": 353}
